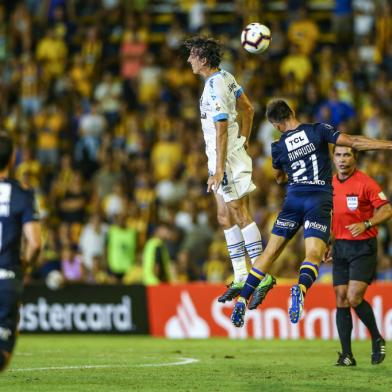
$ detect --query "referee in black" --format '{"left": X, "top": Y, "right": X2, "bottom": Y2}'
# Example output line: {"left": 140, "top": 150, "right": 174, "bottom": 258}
{"left": 0, "top": 132, "right": 41, "bottom": 371}
{"left": 327, "top": 145, "right": 392, "bottom": 366}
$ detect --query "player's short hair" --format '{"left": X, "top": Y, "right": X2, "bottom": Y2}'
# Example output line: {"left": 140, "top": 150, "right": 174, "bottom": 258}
{"left": 266, "top": 100, "right": 294, "bottom": 123}
{"left": 184, "top": 36, "right": 222, "bottom": 68}
{"left": 0, "top": 132, "right": 14, "bottom": 170}
{"left": 332, "top": 145, "right": 358, "bottom": 160}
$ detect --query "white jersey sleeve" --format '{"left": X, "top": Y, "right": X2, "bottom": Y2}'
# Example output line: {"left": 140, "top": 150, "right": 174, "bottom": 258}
{"left": 207, "top": 73, "right": 243, "bottom": 123}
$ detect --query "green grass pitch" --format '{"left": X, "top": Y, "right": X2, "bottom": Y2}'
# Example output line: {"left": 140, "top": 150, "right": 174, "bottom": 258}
{"left": 2, "top": 335, "right": 391, "bottom": 391}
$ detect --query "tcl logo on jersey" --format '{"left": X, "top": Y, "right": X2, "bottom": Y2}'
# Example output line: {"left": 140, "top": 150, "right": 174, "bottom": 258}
{"left": 285, "top": 130, "right": 309, "bottom": 152}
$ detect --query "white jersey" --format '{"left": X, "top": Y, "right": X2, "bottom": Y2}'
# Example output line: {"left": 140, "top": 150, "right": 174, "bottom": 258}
{"left": 199, "top": 69, "right": 245, "bottom": 173}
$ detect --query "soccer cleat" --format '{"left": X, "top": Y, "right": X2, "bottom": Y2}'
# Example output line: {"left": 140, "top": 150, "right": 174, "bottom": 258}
{"left": 335, "top": 352, "right": 357, "bottom": 367}
{"left": 371, "top": 337, "right": 386, "bottom": 365}
{"left": 248, "top": 274, "right": 276, "bottom": 310}
{"left": 289, "top": 284, "right": 304, "bottom": 324}
{"left": 217, "top": 281, "right": 244, "bottom": 303}
{"left": 231, "top": 298, "right": 246, "bottom": 327}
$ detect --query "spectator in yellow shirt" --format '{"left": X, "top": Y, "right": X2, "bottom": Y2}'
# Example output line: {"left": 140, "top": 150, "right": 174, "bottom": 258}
{"left": 280, "top": 45, "right": 312, "bottom": 85}
{"left": 36, "top": 28, "right": 68, "bottom": 82}
{"left": 288, "top": 7, "right": 320, "bottom": 55}
{"left": 151, "top": 132, "right": 183, "bottom": 181}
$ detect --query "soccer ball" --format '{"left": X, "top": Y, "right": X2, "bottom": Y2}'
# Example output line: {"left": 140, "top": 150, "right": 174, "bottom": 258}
{"left": 46, "top": 270, "right": 64, "bottom": 290}
{"left": 241, "top": 23, "right": 271, "bottom": 54}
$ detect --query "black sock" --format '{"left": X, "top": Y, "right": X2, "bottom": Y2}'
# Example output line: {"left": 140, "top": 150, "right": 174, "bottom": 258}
{"left": 336, "top": 307, "right": 353, "bottom": 355}
{"left": 298, "top": 261, "right": 319, "bottom": 296}
{"left": 354, "top": 300, "right": 381, "bottom": 345}
{"left": 0, "top": 351, "right": 6, "bottom": 371}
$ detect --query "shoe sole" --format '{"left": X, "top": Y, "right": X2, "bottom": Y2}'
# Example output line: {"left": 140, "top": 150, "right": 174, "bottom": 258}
{"left": 289, "top": 285, "right": 303, "bottom": 324}
{"left": 231, "top": 304, "right": 245, "bottom": 328}
{"left": 371, "top": 355, "right": 385, "bottom": 365}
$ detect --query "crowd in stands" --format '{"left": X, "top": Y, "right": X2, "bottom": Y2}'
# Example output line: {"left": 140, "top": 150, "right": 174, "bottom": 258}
{"left": 0, "top": 0, "right": 391, "bottom": 286}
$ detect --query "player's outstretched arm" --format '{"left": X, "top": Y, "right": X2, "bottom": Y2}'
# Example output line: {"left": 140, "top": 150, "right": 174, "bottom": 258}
{"left": 236, "top": 93, "right": 254, "bottom": 148}
{"left": 336, "top": 133, "right": 392, "bottom": 151}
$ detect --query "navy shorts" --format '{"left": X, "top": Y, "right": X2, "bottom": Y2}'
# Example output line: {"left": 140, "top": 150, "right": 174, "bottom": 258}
{"left": 333, "top": 238, "right": 377, "bottom": 286}
{"left": 0, "top": 280, "right": 22, "bottom": 353}
{"left": 271, "top": 191, "right": 332, "bottom": 243}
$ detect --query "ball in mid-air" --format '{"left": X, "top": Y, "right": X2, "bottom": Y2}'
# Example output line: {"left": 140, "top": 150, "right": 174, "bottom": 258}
{"left": 241, "top": 23, "right": 271, "bottom": 54}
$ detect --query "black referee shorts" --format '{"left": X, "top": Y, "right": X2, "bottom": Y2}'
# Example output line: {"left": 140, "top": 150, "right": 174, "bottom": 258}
{"left": 332, "top": 238, "right": 378, "bottom": 286}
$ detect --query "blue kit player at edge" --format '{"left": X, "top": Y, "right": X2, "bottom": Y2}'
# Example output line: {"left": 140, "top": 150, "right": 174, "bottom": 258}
{"left": 0, "top": 131, "right": 41, "bottom": 372}
{"left": 231, "top": 99, "right": 392, "bottom": 328}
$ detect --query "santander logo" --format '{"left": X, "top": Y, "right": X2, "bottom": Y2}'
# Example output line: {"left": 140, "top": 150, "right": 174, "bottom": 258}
{"left": 165, "top": 291, "right": 210, "bottom": 338}
{"left": 148, "top": 284, "right": 392, "bottom": 339}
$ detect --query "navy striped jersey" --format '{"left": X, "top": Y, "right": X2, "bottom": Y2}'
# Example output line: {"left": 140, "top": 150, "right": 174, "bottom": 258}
{"left": 0, "top": 179, "right": 39, "bottom": 276}
{"left": 271, "top": 123, "right": 340, "bottom": 193}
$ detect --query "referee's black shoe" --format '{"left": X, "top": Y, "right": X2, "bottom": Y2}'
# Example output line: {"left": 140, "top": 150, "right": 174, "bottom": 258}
{"left": 371, "top": 337, "right": 386, "bottom": 365}
{"left": 335, "top": 352, "right": 356, "bottom": 366}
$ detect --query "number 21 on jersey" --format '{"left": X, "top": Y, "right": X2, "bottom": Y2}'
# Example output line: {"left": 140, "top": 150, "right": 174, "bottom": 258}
{"left": 291, "top": 154, "right": 319, "bottom": 182}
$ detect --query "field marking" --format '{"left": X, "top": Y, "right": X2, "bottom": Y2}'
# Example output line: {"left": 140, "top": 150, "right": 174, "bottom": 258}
{"left": 10, "top": 357, "right": 199, "bottom": 372}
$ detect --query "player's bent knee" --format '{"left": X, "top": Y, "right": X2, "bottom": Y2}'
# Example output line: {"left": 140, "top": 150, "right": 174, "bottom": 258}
{"left": 305, "top": 247, "right": 324, "bottom": 262}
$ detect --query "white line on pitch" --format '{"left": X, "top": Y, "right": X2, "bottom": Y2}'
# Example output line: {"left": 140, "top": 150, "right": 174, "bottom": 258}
{"left": 10, "top": 357, "right": 199, "bottom": 372}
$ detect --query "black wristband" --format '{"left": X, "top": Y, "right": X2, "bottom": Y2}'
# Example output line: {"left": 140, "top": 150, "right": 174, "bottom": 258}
{"left": 364, "top": 220, "right": 373, "bottom": 230}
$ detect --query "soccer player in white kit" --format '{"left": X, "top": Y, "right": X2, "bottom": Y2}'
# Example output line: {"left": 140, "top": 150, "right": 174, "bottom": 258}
{"left": 185, "top": 37, "right": 275, "bottom": 307}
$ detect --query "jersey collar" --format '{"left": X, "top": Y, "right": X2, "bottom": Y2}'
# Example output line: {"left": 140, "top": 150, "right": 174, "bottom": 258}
{"left": 205, "top": 70, "right": 221, "bottom": 82}
{"left": 285, "top": 125, "right": 302, "bottom": 136}
{"left": 336, "top": 168, "right": 357, "bottom": 183}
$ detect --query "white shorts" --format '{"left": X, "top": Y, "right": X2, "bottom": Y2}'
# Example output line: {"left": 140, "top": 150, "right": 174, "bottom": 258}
{"left": 209, "top": 146, "right": 256, "bottom": 202}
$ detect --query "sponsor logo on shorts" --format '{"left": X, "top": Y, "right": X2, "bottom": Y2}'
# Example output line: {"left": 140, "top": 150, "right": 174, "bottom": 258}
{"left": 275, "top": 219, "right": 297, "bottom": 229}
{"left": 285, "top": 130, "right": 310, "bottom": 152}
{"left": 304, "top": 220, "right": 327, "bottom": 232}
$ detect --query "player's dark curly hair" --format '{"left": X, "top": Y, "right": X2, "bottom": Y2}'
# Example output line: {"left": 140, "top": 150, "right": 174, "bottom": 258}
{"left": 184, "top": 36, "right": 222, "bottom": 69}
{"left": 266, "top": 99, "right": 294, "bottom": 123}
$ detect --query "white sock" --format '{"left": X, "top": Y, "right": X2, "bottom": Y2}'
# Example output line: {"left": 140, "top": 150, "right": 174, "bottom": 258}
{"left": 223, "top": 225, "right": 248, "bottom": 283}
{"left": 241, "top": 221, "right": 263, "bottom": 265}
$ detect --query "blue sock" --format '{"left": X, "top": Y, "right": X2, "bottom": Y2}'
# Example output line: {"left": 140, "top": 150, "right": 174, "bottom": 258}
{"left": 298, "top": 261, "right": 319, "bottom": 296}
{"left": 239, "top": 267, "right": 266, "bottom": 301}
